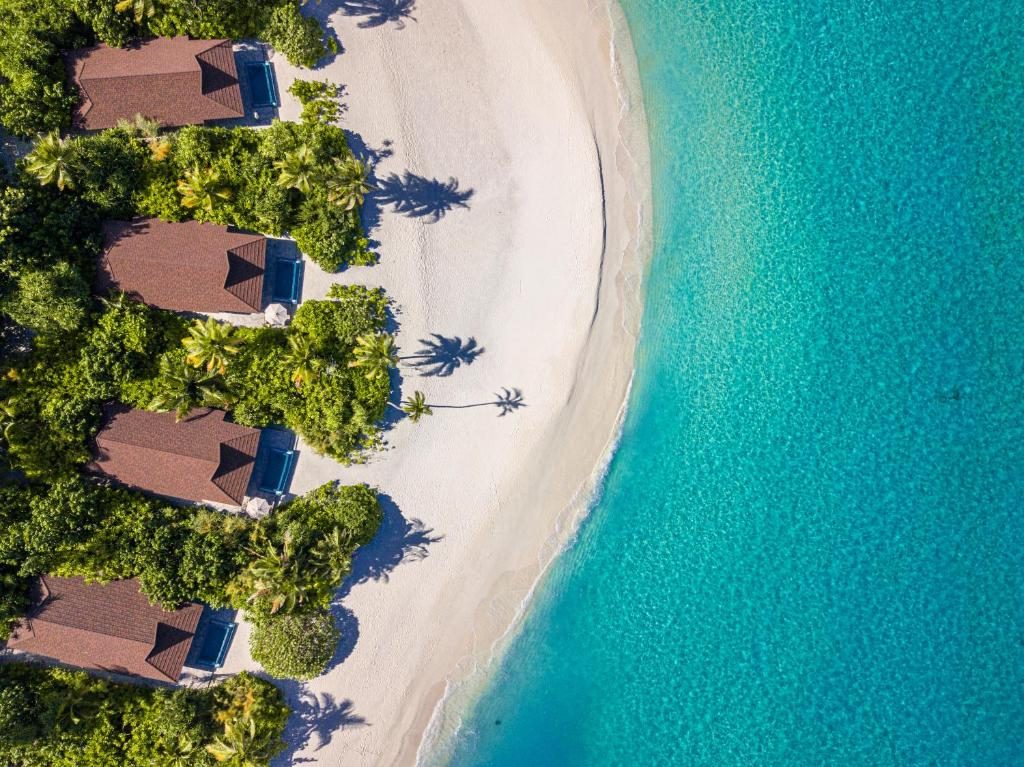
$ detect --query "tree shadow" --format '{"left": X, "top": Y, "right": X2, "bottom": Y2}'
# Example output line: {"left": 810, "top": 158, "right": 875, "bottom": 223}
{"left": 333, "top": 0, "right": 418, "bottom": 29}
{"left": 273, "top": 683, "right": 369, "bottom": 765}
{"left": 376, "top": 172, "right": 474, "bottom": 222}
{"left": 430, "top": 388, "right": 527, "bottom": 417}
{"left": 325, "top": 603, "right": 360, "bottom": 669}
{"left": 404, "top": 334, "right": 485, "bottom": 377}
{"left": 337, "top": 493, "right": 442, "bottom": 600}
{"left": 343, "top": 131, "right": 394, "bottom": 240}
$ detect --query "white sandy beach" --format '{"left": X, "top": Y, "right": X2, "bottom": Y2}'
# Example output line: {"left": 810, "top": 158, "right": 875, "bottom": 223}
{"left": 238, "top": 1, "right": 650, "bottom": 764}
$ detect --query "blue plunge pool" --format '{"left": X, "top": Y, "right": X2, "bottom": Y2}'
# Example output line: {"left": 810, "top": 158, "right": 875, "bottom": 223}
{"left": 259, "top": 448, "right": 295, "bottom": 495}
{"left": 272, "top": 259, "right": 302, "bottom": 303}
{"left": 194, "top": 620, "right": 236, "bottom": 670}
{"left": 245, "top": 61, "right": 278, "bottom": 108}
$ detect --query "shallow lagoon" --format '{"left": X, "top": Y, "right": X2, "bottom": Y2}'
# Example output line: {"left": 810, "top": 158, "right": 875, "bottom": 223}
{"left": 446, "top": 1, "right": 1024, "bottom": 764}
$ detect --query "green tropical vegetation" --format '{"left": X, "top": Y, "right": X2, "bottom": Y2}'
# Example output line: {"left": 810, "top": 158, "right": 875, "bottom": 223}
{"left": 0, "top": 665, "right": 288, "bottom": 767}
{"left": 178, "top": 165, "right": 234, "bottom": 214}
{"left": 0, "top": 0, "right": 332, "bottom": 136}
{"left": 249, "top": 609, "right": 340, "bottom": 680}
{"left": 349, "top": 332, "right": 399, "bottom": 381}
{"left": 183, "top": 317, "right": 244, "bottom": 374}
{"left": 327, "top": 156, "right": 374, "bottom": 211}
{"left": 401, "top": 390, "right": 433, "bottom": 423}
{"left": 24, "top": 131, "right": 76, "bottom": 191}
{"left": 148, "top": 355, "right": 237, "bottom": 420}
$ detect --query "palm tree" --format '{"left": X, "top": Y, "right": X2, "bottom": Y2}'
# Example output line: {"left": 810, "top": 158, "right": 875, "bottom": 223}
{"left": 310, "top": 526, "right": 354, "bottom": 582}
{"left": 177, "top": 166, "right": 232, "bottom": 214}
{"left": 245, "top": 531, "right": 316, "bottom": 615}
{"left": 206, "top": 716, "right": 261, "bottom": 766}
{"left": 274, "top": 145, "right": 317, "bottom": 196}
{"left": 348, "top": 333, "right": 397, "bottom": 381}
{"left": 25, "top": 131, "right": 76, "bottom": 191}
{"left": 115, "top": 0, "right": 159, "bottom": 23}
{"left": 325, "top": 156, "right": 373, "bottom": 210}
{"left": 181, "top": 317, "right": 242, "bottom": 374}
{"left": 283, "top": 333, "right": 323, "bottom": 389}
{"left": 149, "top": 356, "right": 235, "bottom": 421}
{"left": 401, "top": 391, "right": 432, "bottom": 423}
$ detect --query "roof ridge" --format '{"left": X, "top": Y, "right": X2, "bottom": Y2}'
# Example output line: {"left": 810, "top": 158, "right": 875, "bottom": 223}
{"left": 98, "top": 430, "right": 222, "bottom": 464}
{"left": 30, "top": 615, "right": 154, "bottom": 647}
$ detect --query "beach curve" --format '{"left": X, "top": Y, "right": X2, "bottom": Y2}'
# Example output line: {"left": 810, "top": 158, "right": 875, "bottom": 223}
{"left": 257, "top": 1, "right": 651, "bottom": 764}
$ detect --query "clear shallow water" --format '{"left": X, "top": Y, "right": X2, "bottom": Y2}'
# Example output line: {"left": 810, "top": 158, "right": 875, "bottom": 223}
{"left": 444, "top": 1, "right": 1024, "bottom": 765}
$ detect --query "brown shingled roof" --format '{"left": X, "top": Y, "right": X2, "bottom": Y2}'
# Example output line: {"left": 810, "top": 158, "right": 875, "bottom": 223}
{"left": 67, "top": 36, "right": 244, "bottom": 130}
{"left": 96, "top": 218, "right": 266, "bottom": 314}
{"left": 88, "top": 405, "right": 260, "bottom": 506}
{"left": 5, "top": 576, "right": 202, "bottom": 683}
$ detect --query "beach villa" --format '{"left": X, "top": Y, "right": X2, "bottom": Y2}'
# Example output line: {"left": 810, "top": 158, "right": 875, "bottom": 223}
{"left": 4, "top": 576, "right": 202, "bottom": 684}
{"left": 97, "top": 218, "right": 268, "bottom": 315}
{"left": 66, "top": 36, "right": 244, "bottom": 130}
{"left": 88, "top": 404, "right": 260, "bottom": 509}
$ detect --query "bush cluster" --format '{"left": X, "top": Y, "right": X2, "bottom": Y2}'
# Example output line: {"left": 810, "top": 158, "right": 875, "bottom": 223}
{"left": 0, "top": 665, "right": 288, "bottom": 767}
{"left": 136, "top": 118, "right": 373, "bottom": 270}
{"left": 250, "top": 609, "right": 340, "bottom": 680}
{"left": 0, "top": 0, "right": 330, "bottom": 136}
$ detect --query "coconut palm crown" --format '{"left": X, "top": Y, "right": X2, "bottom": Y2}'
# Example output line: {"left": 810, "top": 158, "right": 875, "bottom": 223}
{"left": 115, "top": 0, "right": 159, "bottom": 23}
{"left": 149, "top": 356, "right": 235, "bottom": 421}
{"left": 25, "top": 131, "right": 76, "bottom": 191}
{"left": 401, "top": 391, "right": 432, "bottom": 423}
{"left": 274, "top": 145, "right": 317, "bottom": 196}
{"left": 348, "top": 333, "right": 398, "bottom": 381}
{"left": 283, "top": 333, "right": 323, "bottom": 389}
{"left": 181, "top": 317, "right": 243, "bottom": 374}
{"left": 178, "top": 166, "right": 232, "bottom": 214}
{"left": 325, "top": 156, "right": 373, "bottom": 210}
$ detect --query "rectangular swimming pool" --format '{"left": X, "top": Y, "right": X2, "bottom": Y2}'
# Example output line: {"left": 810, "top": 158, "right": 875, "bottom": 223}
{"left": 259, "top": 448, "right": 295, "bottom": 495}
{"left": 245, "top": 61, "right": 279, "bottom": 108}
{"left": 194, "top": 620, "right": 236, "bottom": 670}
{"left": 272, "top": 259, "right": 302, "bottom": 303}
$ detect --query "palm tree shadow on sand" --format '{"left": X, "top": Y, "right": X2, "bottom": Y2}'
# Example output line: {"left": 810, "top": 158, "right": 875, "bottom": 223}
{"left": 429, "top": 388, "right": 527, "bottom": 417}
{"left": 332, "top": 0, "right": 418, "bottom": 29}
{"left": 336, "top": 493, "right": 443, "bottom": 601}
{"left": 404, "top": 334, "right": 485, "bottom": 377}
{"left": 376, "top": 171, "right": 474, "bottom": 222}
{"left": 273, "top": 684, "right": 369, "bottom": 765}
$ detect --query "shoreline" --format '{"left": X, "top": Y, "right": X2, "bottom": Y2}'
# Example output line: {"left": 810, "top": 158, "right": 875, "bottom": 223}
{"left": 415, "top": 1, "right": 652, "bottom": 762}
{"left": 259, "top": 1, "right": 651, "bottom": 764}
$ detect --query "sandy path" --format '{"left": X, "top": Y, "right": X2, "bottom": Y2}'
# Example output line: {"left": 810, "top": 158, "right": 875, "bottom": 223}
{"left": 256, "top": 1, "right": 650, "bottom": 764}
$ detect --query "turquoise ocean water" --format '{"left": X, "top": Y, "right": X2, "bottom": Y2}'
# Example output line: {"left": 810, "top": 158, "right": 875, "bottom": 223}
{"left": 444, "top": 1, "right": 1024, "bottom": 764}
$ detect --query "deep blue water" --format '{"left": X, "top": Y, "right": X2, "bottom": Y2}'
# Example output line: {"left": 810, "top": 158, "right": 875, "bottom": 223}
{"left": 444, "top": 1, "right": 1024, "bottom": 764}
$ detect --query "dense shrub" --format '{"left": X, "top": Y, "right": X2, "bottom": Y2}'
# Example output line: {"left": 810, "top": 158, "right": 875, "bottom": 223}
{"left": 294, "top": 188, "right": 375, "bottom": 270}
{"left": 132, "top": 118, "right": 371, "bottom": 270}
{"left": 0, "top": 0, "right": 82, "bottom": 136}
{"left": 250, "top": 609, "right": 339, "bottom": 680}
{"left": 0, "top": 665, "right": 287, "bottom": 767}
{"left": 0, "top": 261, "right": 89, "bottom": 334}
{"left": 263, "top": 3, "right": 330, "bottom": 68}
{"left": 293, "top": 285, "right": 389, "bottom": 349}
{"left": 0, "top": 0, "right": 330, "bottom": 135}
{"left": 290, "top": 79, "right": 343, "bottom": 125}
